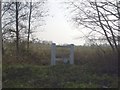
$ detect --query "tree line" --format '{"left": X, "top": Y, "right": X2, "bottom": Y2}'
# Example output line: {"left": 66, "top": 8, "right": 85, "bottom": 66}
{"left": 1, "top": 0, "right": 48, "bottom": 59}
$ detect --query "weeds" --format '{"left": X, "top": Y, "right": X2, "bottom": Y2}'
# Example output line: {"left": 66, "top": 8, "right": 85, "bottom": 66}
{"left": 2, "top": 42, "right": 118, "bottom": 88}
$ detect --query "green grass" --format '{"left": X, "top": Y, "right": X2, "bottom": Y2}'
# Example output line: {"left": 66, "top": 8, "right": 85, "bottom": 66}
{"left": 3, "top": 64, "right": 118, "bottom": 88}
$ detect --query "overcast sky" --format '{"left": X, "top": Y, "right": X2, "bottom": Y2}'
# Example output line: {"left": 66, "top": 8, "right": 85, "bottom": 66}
{"left": 34, "top": 0, "right": 85, "bottom": 45}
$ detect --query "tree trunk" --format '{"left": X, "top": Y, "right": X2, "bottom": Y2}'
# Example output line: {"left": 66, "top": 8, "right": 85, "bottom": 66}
{"left": 2, "top": 39, "right": 4, "bottom": 55}
{"left": 27, "top": 1, "right": 32, "bottom": 51}
{"left": 0, "top": 1, "right": 2, "bottom": 89}
{"left": 16, "top": 2, "right": 19, "bottom": 60}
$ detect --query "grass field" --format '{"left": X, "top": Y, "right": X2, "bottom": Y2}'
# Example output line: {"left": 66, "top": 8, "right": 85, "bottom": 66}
{"left": 2, "top": 42, "right": 119, "bottom": 88}
{"left": 3, "top": 64, "right": 118, "bottom": 88}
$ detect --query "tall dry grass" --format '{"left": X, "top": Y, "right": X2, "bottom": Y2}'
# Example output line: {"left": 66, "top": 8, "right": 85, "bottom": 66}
{"left": 3, "top": 42, "right": 118, "bottom": 74}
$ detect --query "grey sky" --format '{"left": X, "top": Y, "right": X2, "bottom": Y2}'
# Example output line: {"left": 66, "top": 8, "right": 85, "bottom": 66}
{"left": 34, "top": 0, "right": 85, "bottom": 45}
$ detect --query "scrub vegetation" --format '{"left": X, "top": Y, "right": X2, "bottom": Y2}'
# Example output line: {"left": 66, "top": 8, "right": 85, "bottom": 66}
{"left": 2, "top": 41, "right": 118, "bottom": 88}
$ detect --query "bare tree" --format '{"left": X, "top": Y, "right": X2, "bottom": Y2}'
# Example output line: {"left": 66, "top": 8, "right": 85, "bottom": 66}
{"left": 1, "top": 2, "right": 13, "bottom": 54}
{"left": 65, "top": 0, "right": 120, "bottom": 53}
{"left": 2, "top": 0, "right": 48, "bottom": 56}
{"left": 27, "top": 1, "right": 32, "bottom": 50}
{"left": 1, "top": 2, "right": 28, "bottom": 56}
{"left": 15, "top": 2, "right": 19, "bottom": 59}
{"left": 27, "top": 0, "right": 48, "bottom": 50}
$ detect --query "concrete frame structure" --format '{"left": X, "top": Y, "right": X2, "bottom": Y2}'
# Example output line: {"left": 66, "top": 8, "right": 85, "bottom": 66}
{"left": 51, "top": 43, "right": 74, "bottom": 65}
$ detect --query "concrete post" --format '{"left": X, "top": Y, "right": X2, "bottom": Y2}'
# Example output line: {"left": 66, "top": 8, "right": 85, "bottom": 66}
{"left": 70, "top": 44, "right": 74, "bottom": 64}
{"left": 51, "top": 43, "right": 56, "bottom": 65}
